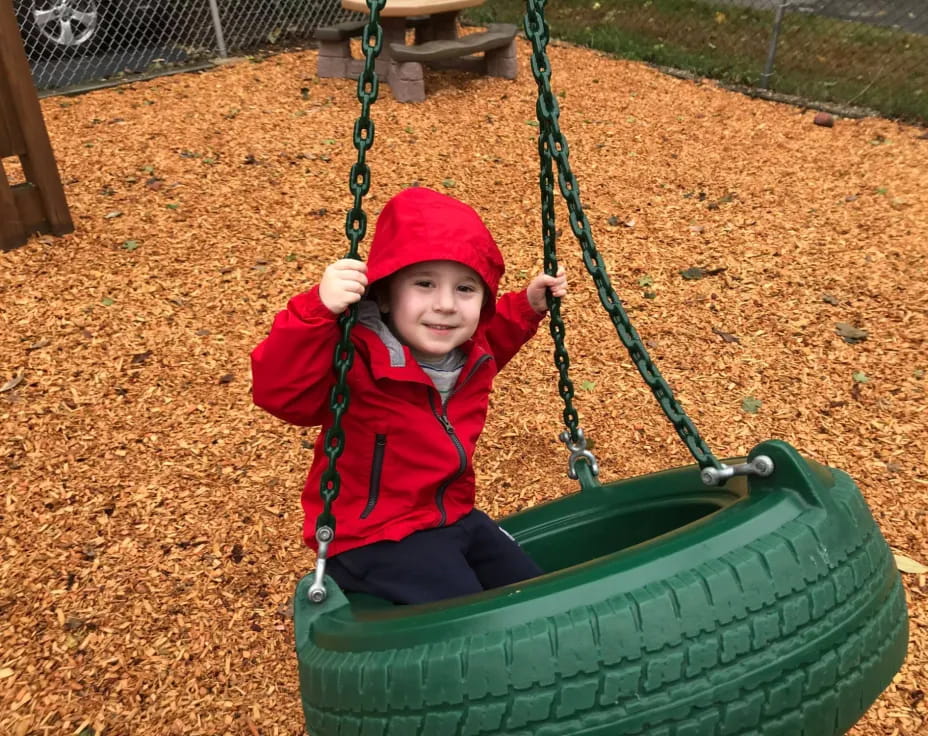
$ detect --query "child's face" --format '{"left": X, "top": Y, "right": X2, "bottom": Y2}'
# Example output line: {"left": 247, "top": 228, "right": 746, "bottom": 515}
{"left": 381, "top": 260, "right": 485, "bottom": 362}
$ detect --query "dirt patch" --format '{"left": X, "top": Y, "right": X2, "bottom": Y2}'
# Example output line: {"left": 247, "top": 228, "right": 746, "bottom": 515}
{"left": 1, "top": 37, "right": 926, "bottom": 736}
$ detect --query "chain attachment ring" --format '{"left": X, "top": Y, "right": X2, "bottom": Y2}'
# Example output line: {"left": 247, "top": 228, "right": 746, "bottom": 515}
{"left": 559, "top": 428, "right": 600, "bottom": 480}
{"left": 307, "top": 526, "right": 335, "bottom": 604}
{"left": 700, "top": 456, "right": 775, "bottom": 487}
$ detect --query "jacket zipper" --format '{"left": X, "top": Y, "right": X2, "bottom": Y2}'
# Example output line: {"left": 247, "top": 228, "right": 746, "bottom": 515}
{"left": 360, "top": 434, "right": 387, "bottom": 519}
{"left": 429, "top": 354, "right": 491, "bottom": 526}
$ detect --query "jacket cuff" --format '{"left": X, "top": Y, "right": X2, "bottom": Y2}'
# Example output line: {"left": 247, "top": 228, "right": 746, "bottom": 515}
{"left": 287, "top": 285, "right": 340, "bottom": 323}
{"left": 516, "top": 289, "right": 547, "bottom": 325}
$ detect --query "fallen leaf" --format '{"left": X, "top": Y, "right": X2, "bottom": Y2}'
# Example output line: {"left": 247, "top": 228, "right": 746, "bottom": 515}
{"left": 64, "top": 616, "right": 87, "bottom": 631}
{"left": 836, "top": 322, "right": 868, "bottom": 344}
{"left": 822, "top": 294, "right": 839, "bottom": 306}
{"left": 712, "top": 327, "right": 740, "bottom": 343}
{"left": 707, "top": 193, "right": 736, "bottom": 209}
{"left": 893, "top": 553, "right": 928, "bottom": 574}
{"left": 680, "top": 267, "right": 706, "bottom": 280}
{"left": 741, "top": 396, "right": 762, "bottom": 414}
{"left": 852, "top": 371, "right": 870, "bottom": 383}
{"left": 131, "top": 351, "right": 152, "bottom": 365}
{"left": 219, "top": 374, "right": 235, "bottom": 384}
{"left": 681, "top": 266, "right": 726, "bottom": 280}
{"left": 0, "top": 371, "right": 25, "bottom": 393}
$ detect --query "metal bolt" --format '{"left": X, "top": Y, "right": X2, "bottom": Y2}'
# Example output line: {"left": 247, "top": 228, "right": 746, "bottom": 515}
{"left": 701, "top": 467, "right": 721, "bottom": 486}
{"left": 752, "top": 455, "right": 774, "bottom": 476}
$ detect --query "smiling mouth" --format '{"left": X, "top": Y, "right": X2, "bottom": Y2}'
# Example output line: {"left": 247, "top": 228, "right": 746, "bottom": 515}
{"left": 424, "top": 323, "right": 456, "bottom": 331}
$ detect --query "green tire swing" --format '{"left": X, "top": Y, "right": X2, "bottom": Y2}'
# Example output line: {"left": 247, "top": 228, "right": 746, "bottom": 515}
{"left": 293, "top": 0, "right": 909, "bottom": 733}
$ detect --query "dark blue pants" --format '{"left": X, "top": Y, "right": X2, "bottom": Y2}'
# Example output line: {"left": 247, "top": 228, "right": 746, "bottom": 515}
{"left": 326, "top": 509, "right": 543, "bottom": 604}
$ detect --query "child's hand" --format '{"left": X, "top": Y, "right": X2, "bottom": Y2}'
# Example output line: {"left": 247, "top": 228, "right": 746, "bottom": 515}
{"left": 319, "top": 258, "right": 368, "bottom": 314}
{"left": 526, "top": 267, "right": 567, "bottom": 314}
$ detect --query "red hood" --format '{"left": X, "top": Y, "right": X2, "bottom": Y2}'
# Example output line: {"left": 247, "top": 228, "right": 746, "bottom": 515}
{"left": 366, "top": 187, "right": 505, "bottom": 319}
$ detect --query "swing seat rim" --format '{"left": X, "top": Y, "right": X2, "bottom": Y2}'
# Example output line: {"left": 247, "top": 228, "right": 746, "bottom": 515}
{"left": 298, "top": 440, "right": 836, "bottom": 652}
{"left": 295, "top": 440, "right": 908, "bottom": 736}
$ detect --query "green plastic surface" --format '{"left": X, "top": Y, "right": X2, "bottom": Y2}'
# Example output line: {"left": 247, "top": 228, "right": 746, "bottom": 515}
{"left": 294, "top": 441, "right": 908, "bottom": 735}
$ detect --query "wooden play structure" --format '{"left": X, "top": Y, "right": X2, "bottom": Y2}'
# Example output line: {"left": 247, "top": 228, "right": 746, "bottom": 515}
{"left": 0, "top": 1, "right": 73, "bottom": 251}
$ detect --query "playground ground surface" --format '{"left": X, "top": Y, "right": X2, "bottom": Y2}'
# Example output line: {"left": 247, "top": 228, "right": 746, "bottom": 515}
{"left": 1, "top": 33, "right": 926, "bottom": 736}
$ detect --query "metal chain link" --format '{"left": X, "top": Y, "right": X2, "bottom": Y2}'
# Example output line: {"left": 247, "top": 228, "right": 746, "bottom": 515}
{"left": 537, "top": 81, "right": 579, "bottom": 444}
{"left": 314, "top": 0, "right": 385, "bottom": 539}
{"left": 524, "top": 0, "right": 723, "bottom": 471}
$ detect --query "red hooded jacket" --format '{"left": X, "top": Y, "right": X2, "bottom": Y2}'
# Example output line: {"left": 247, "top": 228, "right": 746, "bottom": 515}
{"left": 251, "top": 188, "right": 545, "bottom": 556}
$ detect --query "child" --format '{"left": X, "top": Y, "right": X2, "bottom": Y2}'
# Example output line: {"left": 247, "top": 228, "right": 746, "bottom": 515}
{"left": 251, "top": 187, "right": 567, "bottom": 604}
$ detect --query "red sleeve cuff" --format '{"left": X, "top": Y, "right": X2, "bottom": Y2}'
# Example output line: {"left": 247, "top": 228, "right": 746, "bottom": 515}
{"left": 515, "top": 289, "right": 547, "bottom": 325}
{"left": 287, "top": 285, "right": 340, "bottom": 323}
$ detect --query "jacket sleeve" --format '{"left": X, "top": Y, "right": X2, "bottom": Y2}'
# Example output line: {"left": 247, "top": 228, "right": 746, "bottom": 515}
{"left": 482, "top": 289, "right": 546, "bottom": 371}
{"left": 250, "top": 285, "right": 341, "bottom": 427}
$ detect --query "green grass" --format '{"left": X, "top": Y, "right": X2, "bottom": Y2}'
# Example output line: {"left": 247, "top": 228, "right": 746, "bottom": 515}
{"left": 465, "top": 0, "right": 928, "bottom": 122}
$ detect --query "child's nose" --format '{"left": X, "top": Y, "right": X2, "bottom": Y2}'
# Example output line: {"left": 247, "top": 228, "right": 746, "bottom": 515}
{"left": 434, "top": 285, "right": 456, "bottom": 311}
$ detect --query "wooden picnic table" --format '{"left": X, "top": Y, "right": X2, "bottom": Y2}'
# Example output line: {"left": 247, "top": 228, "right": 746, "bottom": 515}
{"left": 316, "top": 0, "right": 517, "bottom": 102}
{"left": 339, "top": 0, "right": 485, "bottom": 60}
{"left": 340, "top": 0, "right": 486, "bottom": 18}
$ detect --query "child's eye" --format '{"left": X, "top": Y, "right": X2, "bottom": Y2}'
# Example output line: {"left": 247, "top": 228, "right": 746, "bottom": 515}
{"left": 414, "top": 280, "right": 433, "bottom": 288}
{"left": 457, "top": 284, "right": 477, "bottom": 293}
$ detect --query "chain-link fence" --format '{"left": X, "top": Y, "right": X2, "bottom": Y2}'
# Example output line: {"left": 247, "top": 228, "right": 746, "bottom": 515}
{"left": 14, "top": 0, "right": 358, "bottom": 92}
{"left": 467, "top": 0, "right": 927, "bottom": 122}
{"left": 12, "top": 0, "right": 928, "bottom": 121}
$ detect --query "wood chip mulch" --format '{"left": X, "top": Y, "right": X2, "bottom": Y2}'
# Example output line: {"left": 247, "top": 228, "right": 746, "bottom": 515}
{"left": 1, "top": 36, "right": 926, "bottom": 736}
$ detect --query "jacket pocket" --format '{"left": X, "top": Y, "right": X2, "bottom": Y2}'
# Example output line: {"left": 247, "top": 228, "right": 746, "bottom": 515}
{"left": 360, "top": 434, "right": 387, "bottom": 519}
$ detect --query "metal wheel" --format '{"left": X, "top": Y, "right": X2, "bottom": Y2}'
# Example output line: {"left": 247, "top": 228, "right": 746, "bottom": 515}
{"left": 29, "top": 0, "right": 99, "bottom": 49}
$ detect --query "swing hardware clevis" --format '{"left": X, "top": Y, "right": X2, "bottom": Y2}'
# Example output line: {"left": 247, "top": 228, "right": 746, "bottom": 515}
{"left": 308, "top": 526, "right": 335, "bottom": 604}
{"left": 560, "top": 428, "right": 600, "bottom": 480}
{"left": 700, "top": 455, "right": 775, "bottom": 487}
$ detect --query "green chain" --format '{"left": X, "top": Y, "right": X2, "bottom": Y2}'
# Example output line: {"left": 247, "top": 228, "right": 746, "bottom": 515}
{"left": 524, "top": 0, "right": 723, "bottom": 471}
{"left": 538, "top": 98, "right": 579, "bottom": 443}
{"left": 315, "top": 0, "right": 387, "bottom": 539}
